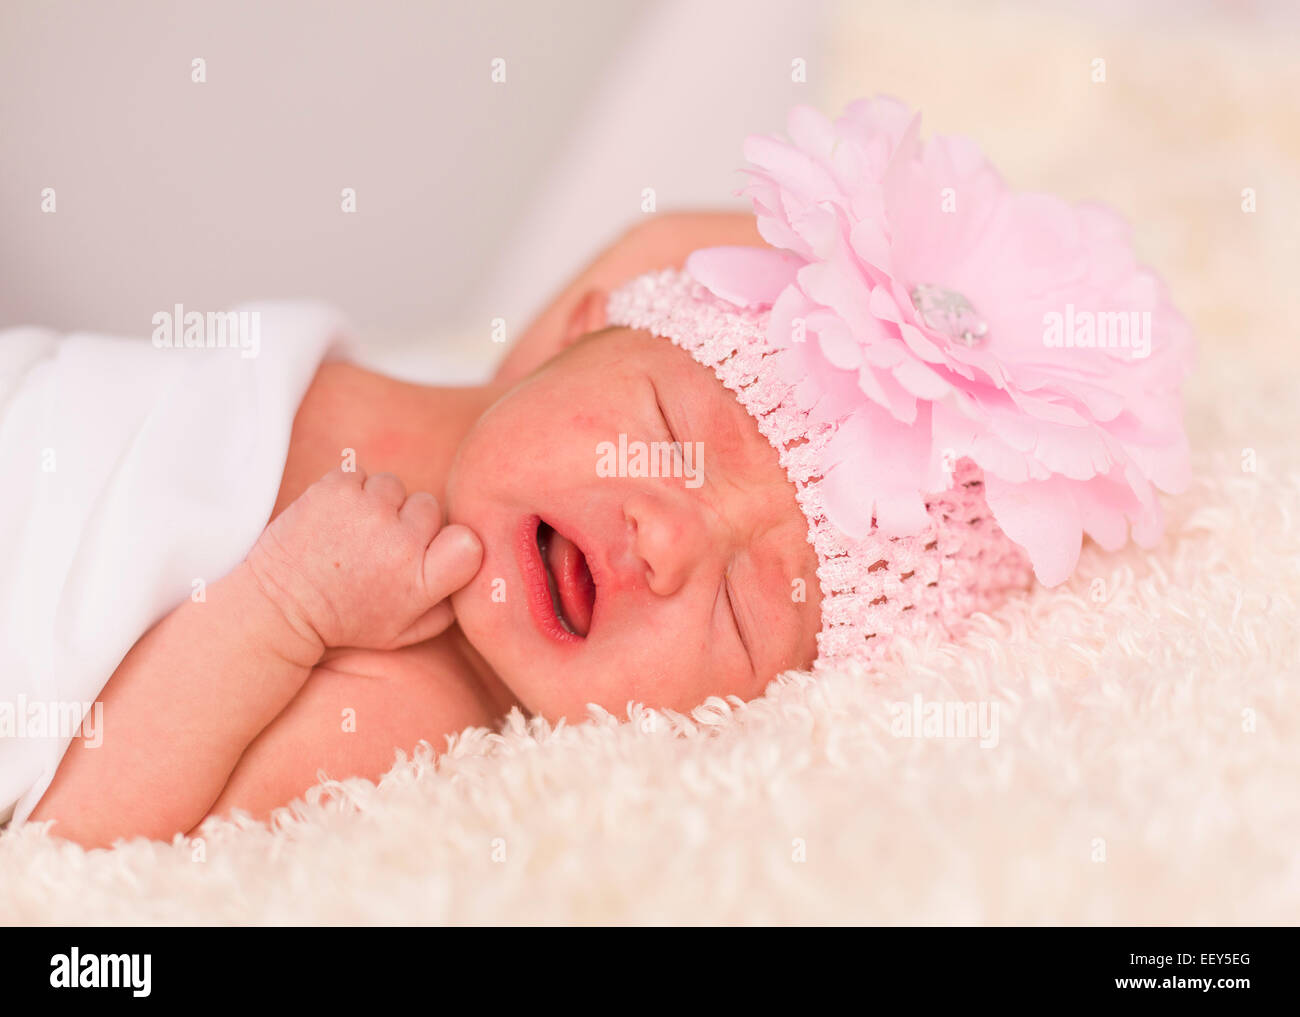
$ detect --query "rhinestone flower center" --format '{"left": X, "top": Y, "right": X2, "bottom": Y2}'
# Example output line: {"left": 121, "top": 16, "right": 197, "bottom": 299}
{"left": 910, "top": 283, "right": 988, "bottom": 348}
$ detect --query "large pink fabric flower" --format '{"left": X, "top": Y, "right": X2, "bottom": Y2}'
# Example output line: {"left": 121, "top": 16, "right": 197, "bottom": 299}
{"left": 686, "top": 96, "right": 1194, "bottom": 585}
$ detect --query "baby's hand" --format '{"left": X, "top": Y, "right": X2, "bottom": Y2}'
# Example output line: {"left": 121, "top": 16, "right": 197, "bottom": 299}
{"left": 247, "top": 466, "right": 482, "bottom": 651}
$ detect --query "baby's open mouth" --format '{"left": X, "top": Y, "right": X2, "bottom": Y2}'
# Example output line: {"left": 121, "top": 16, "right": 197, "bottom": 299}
{"left": 536, "top": 520, "right": 595, "bottom": 637}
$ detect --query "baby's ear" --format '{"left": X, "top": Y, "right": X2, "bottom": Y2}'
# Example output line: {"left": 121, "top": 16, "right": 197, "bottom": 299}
{"left": 562, "top": 289, "right": 608, "bottom": 345}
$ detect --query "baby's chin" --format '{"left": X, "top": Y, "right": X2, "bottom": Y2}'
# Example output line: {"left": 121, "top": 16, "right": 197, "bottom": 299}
{"left": 449, "top": 604, "right": 602, "bottom": 723}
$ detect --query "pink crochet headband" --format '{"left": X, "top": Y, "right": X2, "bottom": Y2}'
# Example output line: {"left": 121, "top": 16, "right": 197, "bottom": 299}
{"left": 606, "top": 96, "right": 1193, "bottom": 671}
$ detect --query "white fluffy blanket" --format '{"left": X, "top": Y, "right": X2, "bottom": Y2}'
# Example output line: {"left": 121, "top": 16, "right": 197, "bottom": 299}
{"left": 1, "top": 1, "right": 1295, "bottom": 924}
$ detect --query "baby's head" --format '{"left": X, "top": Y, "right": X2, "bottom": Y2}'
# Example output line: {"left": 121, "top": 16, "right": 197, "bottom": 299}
{"left": 449, "top": 94, "right": 1194, "bottom": 723}
{"left": 445, "top": 322, "right": 822, "bottom": 722}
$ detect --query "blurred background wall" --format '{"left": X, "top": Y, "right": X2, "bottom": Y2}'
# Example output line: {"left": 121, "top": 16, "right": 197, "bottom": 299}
{"left": 1, "top": 0, "right": 1294, "bottom": 386}
{"left": 0, "top": 0, "right": 824, "bottom": 352}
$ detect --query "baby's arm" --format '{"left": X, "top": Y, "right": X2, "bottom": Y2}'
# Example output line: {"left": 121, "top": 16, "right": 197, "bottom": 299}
{"left": 29, "top": 467, "right": 481, "bottom": 848}
{"left": 493, "top": 210, "right": 765, "bottom": 384}
{"left": 29, "top": 563, "right": 325, "bottom": 847}
{"left": 197, "top": 639, "right": 496, "bottom": 824}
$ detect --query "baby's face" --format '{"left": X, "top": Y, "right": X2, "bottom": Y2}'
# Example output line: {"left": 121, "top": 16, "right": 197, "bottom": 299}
{"left": 446, "top": 327, "right": 821, "bottom": 723}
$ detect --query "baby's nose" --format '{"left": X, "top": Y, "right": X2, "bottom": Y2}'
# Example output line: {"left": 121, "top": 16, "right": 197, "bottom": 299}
{"left": 622, "top": 489, "right": 714, "bottom": 597}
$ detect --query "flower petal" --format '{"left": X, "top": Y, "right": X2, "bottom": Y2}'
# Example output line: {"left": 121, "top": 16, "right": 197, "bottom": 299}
{"left": 686, "top": 246, "right": 803, "bottom": 308}
{"left": 821, "top": 403, "right": 933, "bottom": 538}
{"left": 982, "top": 474, "right": 1082, "bottom": 586}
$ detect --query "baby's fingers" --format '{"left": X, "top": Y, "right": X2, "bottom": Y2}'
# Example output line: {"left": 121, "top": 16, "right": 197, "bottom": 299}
{"left": 364, "top": 471, "right": 407, "bottom": 508}
{"left": 420, "top": 523, "right": 482, "bottom": 604}
{"left": 390, "top": 601, "right": 455, "bottom": 647}
{"left": 399, "top": 490, "right": 442, "bottom": 535}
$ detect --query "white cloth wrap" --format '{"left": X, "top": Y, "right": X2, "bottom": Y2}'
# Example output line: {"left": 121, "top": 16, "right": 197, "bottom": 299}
{"left": 0, "top": 302, "right": 348, "bottom": 827}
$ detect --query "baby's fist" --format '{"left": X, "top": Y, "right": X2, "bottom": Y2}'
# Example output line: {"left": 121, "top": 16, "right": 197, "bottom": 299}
{"left": 248, "top": 466, "right": 482, "bottom": 651}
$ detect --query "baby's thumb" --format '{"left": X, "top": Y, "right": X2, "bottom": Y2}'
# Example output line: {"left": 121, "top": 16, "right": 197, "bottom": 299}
{"left": 421, "top": 523, "right": 483, "bottom": 604}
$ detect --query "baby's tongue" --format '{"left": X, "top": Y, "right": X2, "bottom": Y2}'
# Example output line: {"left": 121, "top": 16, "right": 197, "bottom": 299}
{"left": 544, "top": 528, "right": 594, "bottom": 636}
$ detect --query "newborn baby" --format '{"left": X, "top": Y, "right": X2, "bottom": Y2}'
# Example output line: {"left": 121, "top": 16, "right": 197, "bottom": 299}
{"left": 30, "top": 212, "right": 821, "bottom": 847}
{"left": 29, "top": 97, "right": 1192, "bottom": 847}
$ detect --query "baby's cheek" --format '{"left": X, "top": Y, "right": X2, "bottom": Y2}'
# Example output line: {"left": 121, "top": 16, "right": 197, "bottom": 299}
{"left": 644, "top": 634, "right": 752, "bottom": 711}
{"left": 574, "top": 633, "right": 686, "bottom": 713}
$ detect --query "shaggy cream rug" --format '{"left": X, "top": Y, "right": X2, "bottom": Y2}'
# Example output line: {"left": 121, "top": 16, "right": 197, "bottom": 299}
{"left": 2, "top": 0, "right": 1296, "bottom": 924}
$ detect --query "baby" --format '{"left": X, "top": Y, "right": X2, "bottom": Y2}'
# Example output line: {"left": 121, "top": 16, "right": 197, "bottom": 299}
{"left": 29, "top": 212, "right": 822, "bottom": 847}
{"left": 28, "top": 96, "right": 1192, "bottom": 848}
